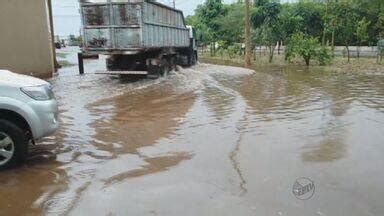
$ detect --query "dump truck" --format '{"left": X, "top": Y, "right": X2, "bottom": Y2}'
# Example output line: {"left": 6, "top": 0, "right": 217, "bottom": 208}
{"left": 79, "top": 0, "right": 197, "bottom": 78}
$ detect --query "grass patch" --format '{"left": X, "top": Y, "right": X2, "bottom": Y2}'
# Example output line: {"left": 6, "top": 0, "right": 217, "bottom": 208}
{"left": 331, "top": 57, "right": 384, "bottom": 74}
{"left": 199, "top": 53, "right": 384, "bottom": 75}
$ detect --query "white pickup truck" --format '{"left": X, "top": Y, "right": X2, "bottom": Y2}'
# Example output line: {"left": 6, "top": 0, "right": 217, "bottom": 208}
{"left": 0, "top": 70, "right": 59, "bottom": 169}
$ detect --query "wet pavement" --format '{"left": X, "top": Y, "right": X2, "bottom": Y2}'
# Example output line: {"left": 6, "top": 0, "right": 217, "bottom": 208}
{"left": 1, "top": 47, "right": 384, "bottom": 216}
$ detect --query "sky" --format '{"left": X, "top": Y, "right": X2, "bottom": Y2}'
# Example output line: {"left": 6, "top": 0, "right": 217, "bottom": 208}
{"left": 52, "top": 0, "right": 293, "bottom": 37}
{"left": 52, "top": 0, "right": 237, "bottom": 37}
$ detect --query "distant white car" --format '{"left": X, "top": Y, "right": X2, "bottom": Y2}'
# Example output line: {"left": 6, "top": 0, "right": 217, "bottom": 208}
{"left": 0, "top": 70, "right": 59, "bottom": 169}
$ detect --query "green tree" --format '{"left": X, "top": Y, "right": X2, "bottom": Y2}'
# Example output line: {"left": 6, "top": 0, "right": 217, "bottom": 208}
{"left": 285, "top": 33, "right": 331, "bottom": 66}
{"left": 355, "top": 17, "right": 371, "bottom": 58}
{"left": 196, "top": 0, "right": 227, "bottom": 54}
{"left": 245, "top": 0, "right": 252, "bottom": 66}
{"left": 325, "top": 2, "right": 342, "bottom": 54}
{"left": 336, "top": 3, "right": 358, "bottom": 62}
{"left": 291, "top": 2, "right": 324, "bottom": 38}
{"left": 321, "top": 0, "right": 329, "bottom": 46}
{"left": 186, "top": 14, "right": 213, "bottom": 45}
{"left": 277, "top": 5, "right": 303, "bottom": 47}
{"left": 215, "top": 3, "right": 245, "bottom": 46}
{"left": 253, "top": 0, "right": 269, "bottom": 7}
{"left": 351, "top": 0, "right": 382, "bottom": 46}
{"left": 251, "top": 2, "right": 282, "bottom": 62}
{"left": 190, "top": 0, "right": 382, "bottom": 63}
{"left": 376, "top": 11, "right": 384, "bottom": 38}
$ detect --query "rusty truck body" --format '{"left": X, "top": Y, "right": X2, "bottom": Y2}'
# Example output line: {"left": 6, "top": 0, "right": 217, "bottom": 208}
{"left": 79, "top": 0, "right": 197, "bottom": 78}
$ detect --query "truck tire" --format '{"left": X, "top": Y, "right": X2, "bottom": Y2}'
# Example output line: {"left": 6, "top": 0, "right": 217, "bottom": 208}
{"left": 147, "top": 57, "right": 171, "bottom": 79}
{"left": 188, "top": 51, "right": 197, "bottom": 66}
{"left": 0, "top": 119, "right": 28, "bottom": 170}
{"left": 192, "top": 51, "right": 198, "bottom": 65}
{"left": 147, "top": 59, "right": 161, "bottom": 79}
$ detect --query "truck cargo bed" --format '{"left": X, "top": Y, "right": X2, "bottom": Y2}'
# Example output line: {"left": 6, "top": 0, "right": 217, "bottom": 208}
{"left": 80, "top": 0, "right": 190, "bottom": 53}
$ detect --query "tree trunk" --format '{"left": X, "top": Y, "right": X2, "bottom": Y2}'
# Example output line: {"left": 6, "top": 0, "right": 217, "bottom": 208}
{"left": 245, "top": 0, "right": 252, "bottom": 66}
{"left": 305, "top": 58, "right": 310, "bottom": 66}
{"left": 322, "top": 31, "right": 326, "bottom": 47}
{"left": 331, "top": 29, "right": 335, "bottom": 57}
{"left": 357, "top": 45, "right": 360, "bottom": 59}
{"left": 268, "top": 46, "right": 274, "bottom": 63}
{"left": 346, "top": 46, "right": 350, "bottom": 63}
{"left": 269, "top": 54, "right": 273, "bottom": 63}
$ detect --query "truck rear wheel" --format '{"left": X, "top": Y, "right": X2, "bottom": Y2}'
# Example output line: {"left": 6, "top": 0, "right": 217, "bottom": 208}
{"left": 0, "top": 120, "right": 28, "bottom": 170}
{"left": 147, "top": 57, "right": 171, "bottom": 79}
{"left": 188, "top": 51, "right": 197, "bottom": 66}
{"left": 192, "top": 52, "right": 198, "bottom": 65}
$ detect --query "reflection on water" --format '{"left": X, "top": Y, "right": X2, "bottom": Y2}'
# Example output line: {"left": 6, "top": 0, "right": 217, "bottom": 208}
{"left": 1, "top": 49, "right": 384, "bottom": 215}
{"left": 302, "top": 136, "right": 346, "bottom": 162}
{"left": 103, "top": 152, "right": 193, "bottom": 186}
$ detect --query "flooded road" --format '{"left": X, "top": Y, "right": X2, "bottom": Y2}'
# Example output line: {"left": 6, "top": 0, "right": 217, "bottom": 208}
{"left": 1, "top": 48, "right": 384, "bottom": 216}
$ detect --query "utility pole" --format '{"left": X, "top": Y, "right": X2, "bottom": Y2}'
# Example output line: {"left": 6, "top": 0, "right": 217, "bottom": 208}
{"left": 173, "top": 0, "right": 175, "bottom": 8}
{"left": 245, "top": 0, "right": 252, "bottom": 67}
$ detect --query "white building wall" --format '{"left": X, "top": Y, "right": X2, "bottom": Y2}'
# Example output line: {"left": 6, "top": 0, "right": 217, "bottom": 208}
{"left": 0, "top": 0, "right": 55, "bottom": 78}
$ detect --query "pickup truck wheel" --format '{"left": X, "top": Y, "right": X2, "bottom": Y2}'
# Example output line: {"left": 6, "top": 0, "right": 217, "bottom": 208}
{"left": 0, "top": 120, "right": 28, "bottom": 170}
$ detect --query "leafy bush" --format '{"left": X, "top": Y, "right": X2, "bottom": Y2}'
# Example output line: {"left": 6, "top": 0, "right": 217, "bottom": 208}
{"left": 227, "top": 44, "right": 241, "bottom": 58}
{"left": 285, "top": 33, "right": 332, "bottom": 66}
{"left": 216, "top": 48, "right": 226, "bottom": 57}
{"left": 317, "top": 46, "right": 332, "bottom": 65}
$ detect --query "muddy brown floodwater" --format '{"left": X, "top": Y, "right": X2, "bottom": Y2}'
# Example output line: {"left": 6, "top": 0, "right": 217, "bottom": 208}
{"left": 1, "top": 48, "right": 384, "bottom": 216}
